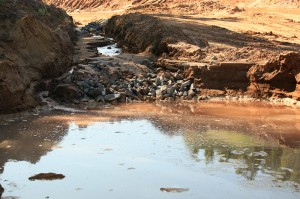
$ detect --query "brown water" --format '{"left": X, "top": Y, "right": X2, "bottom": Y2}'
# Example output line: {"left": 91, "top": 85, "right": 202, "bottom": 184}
{"left": 0, "top": 102, "right": 300, "bottom": 198}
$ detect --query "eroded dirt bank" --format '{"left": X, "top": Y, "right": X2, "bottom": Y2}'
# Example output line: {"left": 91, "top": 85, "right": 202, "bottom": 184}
{"left": 0, "top": 0, "right": 75, "bottom": 113}
{"left": 49, "top": 13, "right": 300, "bottom": 107}
{"left": 106, "top": 13, "right": 300, "bottom": 103}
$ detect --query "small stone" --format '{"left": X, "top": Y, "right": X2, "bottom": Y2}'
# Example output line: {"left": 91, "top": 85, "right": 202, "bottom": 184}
{"left": 104, "top": 93, "right": 121, "bottom": 102}
{"left": 181, "top": 80, "right": 191, "bottom": 89}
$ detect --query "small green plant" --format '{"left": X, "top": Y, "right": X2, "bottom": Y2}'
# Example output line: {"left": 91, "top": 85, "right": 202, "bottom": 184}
{"left": 38, "top": 6, "right": 49, "bottom": 16}
{"left": 0, "top": 0, "right": 6, "bottom": 6}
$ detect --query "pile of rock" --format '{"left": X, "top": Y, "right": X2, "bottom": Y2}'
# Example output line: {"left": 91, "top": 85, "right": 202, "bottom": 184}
{"left": 53, "top": 57, "right": 201, "bottom": 105}
{"left": 80, "top": 20, "right": 107, "bottom": 35}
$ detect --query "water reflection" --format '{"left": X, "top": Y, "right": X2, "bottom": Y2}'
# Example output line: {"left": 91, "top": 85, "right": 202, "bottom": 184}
{"left": 0, "top": 110, "right": 69, "bottom": 174}
{"left": 184, "top": 130, "right": 300, "bottom": 187}
{"left": 0, "top": 102, "right": 300, "bottom": 198}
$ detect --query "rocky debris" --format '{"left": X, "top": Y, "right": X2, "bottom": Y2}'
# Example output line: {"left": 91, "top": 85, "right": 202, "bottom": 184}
{"left": 247, "top": 52, "right": 300, "bottom": 99}
{"left": 53, "top": 56, "right": 205, "bottom": 104}
{"left": 0, "top": 184, "right": 3, "bottom": 197}
{"left": 54, "top": 84, "right": 82, "bottom": 102}
{"left": 105, "top": 13, "right": 207, "bottom": 56}
{"left": 160, "top": 187, "right": 189, "bottom": 193}
{"left": 229, "top": 6, "right": 245, "bottom": 14}
{"left": 80, "top": 20, "right": 108, "bottom": 35}
{"left": 0, "top": 0, "right": 75, "bottom": 113}
{"left": 29, "top": 173, "right": 65, "bottom": 181}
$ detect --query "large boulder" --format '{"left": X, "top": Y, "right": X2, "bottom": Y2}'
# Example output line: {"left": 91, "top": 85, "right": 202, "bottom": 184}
{"left": 54, "top": 84, "right": 82, "bottom": 102}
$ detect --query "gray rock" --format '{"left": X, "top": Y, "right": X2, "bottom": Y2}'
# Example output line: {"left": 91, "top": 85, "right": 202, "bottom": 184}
{"left": 147, "top": 73, "right": 156, "bottom": 78}
{"left": 174, "top": 72, "right": 183, "bottom": 80}
{"left": 97, "top": 96, "right": 105, "bottom": 103}
{"left": 82, "top": 81, "right": 89, "bottom": 88}
{"left": 181, "top": 80, "right": 191, "bottom": 89}
{"left": 149, "top": 88, "right": 156, "bottom": 96}
{"left": 84, "top": 88, "right": 89, "bottom": 93}
{"left": 123, "top": 89, "right": 137, "bottom": 98}
{"left": 73, "top": 99, "right": 80, "bottom": 104}
{"left": 81, "top": 94, "right": 90, "bottom": 102}
{"left": 87, "top": 88, "right": 103, "bottom": 98}
{"left": 87, "top": 100, "right": 97, "bottom": 109}
{"left": 76, "top": 81, "right": 84, "bottom": 86}
{"left": 155, "top": 78, "right": 161, "bottom": 86}
{"left": 141, "top": 59, "right": 152, "bottom": 67}
{"left": 54, "top": 84, "right": 82, "bottom": 101}
{"left": 167, "top": 87, "right": 176, "bottom": 96}
{"left": 104, "top": 93, "right": 121, "bottom": 102}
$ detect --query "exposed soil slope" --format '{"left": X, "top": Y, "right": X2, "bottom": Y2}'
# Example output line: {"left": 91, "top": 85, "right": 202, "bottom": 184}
{"left": 41, "top": 0, "right": 300, "bottom": 105}
{"left": 105, "top": 13, "right": 300, "bottom": 103}
{"left": 0, "top": 0, "right": 75, "bottom": 113}
{"left": 43, "top": 0, "right": 300, "bottom": 12}
{"left": 105, "top": 13, "right": 206, "bottom": 57}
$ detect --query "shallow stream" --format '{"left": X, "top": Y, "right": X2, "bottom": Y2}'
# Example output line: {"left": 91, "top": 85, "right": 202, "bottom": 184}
{"left": 0, "top": 102, "right": 300, "bottom": 198}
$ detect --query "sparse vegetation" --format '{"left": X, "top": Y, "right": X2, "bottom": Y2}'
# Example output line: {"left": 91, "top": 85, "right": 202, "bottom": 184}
{"left": 0, "top": 0, "right": 6, "bottom": 6}
{"left": 38, "top": 6, "right": 49, "bottom": 16}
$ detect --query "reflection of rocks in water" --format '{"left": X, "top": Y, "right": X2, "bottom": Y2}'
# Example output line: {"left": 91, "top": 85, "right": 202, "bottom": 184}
{"left": 145, "top": 102, "right": 300, "bottom": 147}
{"left": 0, "top": 112, "right": 69, "bottom": 174}
{"left": 29, "top": 173, "right": 65, "bottom": 181}
{"left": 160, "top": 187, "right": 189, "bottom": 193}
{"left": 183, "top": 130, "right": 300, "bottom": 187}
{"left": 0, "top": 184, "right": 3, "bottom": 197}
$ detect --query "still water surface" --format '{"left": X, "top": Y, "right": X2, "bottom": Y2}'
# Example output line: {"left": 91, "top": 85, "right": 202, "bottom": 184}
{"left": 0, "top": 102, "right": 300, "bottom": 198}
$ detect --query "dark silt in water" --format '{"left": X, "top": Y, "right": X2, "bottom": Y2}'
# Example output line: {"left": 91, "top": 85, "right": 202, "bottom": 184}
{"left": 0, "top": 102, "right": 300, "bottom": 198}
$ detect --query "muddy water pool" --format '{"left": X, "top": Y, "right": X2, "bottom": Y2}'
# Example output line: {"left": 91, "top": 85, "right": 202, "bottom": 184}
{"left": 0, "top": 102, "right": 300, "bottom": 198}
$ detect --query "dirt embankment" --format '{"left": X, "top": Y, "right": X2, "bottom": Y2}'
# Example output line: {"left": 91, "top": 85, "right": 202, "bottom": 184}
{"left": 43, "top": 0, "right": 133, "bottom": 11}
{"left": 105, "top": 13, "right": 206, "bottom": 57}
{"left": 103, "top": 13, "right": 300, "bottom": 104}
{"left": 0, "top": 0, "right": 75, "bottom": 113}
{"left": 43, "top": 0, "right": 300, "bottom": 13}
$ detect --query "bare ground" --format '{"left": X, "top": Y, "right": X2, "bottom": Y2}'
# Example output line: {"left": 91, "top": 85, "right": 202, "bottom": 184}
{"left": 44, "top": 0, "right": 300, "bottom": 105}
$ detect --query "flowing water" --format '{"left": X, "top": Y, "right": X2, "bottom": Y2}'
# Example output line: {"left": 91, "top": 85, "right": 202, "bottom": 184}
{"left": 0, "top": 102, "right": 300, "bottom": 198}
{"left": 97, "top": 43, "right": 122, "bottom": 57}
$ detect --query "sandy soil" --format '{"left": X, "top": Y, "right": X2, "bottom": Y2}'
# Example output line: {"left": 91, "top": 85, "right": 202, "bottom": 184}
{"left": 68, "top": 6, "right": 300, "bottom": 48}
